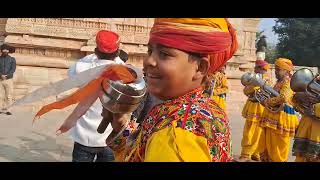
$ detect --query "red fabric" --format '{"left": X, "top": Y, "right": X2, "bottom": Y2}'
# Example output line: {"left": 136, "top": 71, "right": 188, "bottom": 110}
{"left": 150, "top": 28, "right": 232, "bottom": 54}
{"left": 255, "top": 60, "right": 269, "bottom": 67}
{"left": 96, "top": 30, "right": 120, "bottom": 53}
{"left": 149, "top": 19, "right": 238, "bottom": 73}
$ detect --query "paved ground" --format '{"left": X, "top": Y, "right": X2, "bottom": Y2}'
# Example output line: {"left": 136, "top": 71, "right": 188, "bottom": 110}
{"left": 0, "top": 90, "right": 294, "bottom": 162}
{"left": 0, "top": 106, "right": 73, "bottom": 162}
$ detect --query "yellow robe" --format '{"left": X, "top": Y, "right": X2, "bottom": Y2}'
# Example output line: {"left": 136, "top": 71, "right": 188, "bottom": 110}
{"left": 240, "top": 73, "right": 270, "bottom": 160}
{"left": 259, "top": 78, "right": 299, "bottom": 162}
{"left": 293, "top": 100, "right": 320, "bottom": 162}
{"left": 109, "top": 88, "right": 232, "bottom": 162}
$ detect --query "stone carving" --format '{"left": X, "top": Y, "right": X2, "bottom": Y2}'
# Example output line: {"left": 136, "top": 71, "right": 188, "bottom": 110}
{"left": 4, "top": 18, "right": 260, "bottom": 61}
{"left": 0, "top": 18, "right": 260, "bottom": 101}
{"left": 13, "top": 18, "right": 108, "bottom": 30}
{"left": 5, "top": 18, "right": 108, "bottom": 40}
{"left": 14, "top": 47, "right": 82, "bottom": 59}
{"left": 14, "top": 54, "right": 76, "bottom": 69}
{"left": 5, "top": 35, "right": 86, "bottom": 50}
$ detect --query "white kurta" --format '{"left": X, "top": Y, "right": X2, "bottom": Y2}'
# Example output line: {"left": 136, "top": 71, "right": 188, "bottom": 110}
{"left": 68, "top": 54, "right": 124, "bottom": 147}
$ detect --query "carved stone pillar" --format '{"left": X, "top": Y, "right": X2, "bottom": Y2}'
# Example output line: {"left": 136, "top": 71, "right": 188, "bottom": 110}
{"left": 227, "top": 18, "right": 260, "bottom": 79}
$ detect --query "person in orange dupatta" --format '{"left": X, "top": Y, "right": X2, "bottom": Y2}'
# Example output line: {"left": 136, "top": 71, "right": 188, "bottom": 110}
{"left": 103, "top": 18, "right": 238, "bottom": 162}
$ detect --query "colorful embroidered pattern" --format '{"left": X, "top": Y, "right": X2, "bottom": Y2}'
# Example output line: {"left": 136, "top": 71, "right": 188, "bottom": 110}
{"left": 110, "top": 87, "right": 232, "bottom": 162}
{"left": 293, "top": 137, "right": 320, "bottom": 160}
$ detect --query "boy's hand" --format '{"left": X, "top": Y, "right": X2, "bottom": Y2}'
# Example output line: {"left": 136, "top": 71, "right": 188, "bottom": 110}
{"left": 1, "top": 75, "right": 7, "bottom": 80}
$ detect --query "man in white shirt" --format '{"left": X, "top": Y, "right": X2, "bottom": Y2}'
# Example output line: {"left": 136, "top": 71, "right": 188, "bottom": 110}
{"left": 68, "top": 30, "right": 125, "bottom": 162}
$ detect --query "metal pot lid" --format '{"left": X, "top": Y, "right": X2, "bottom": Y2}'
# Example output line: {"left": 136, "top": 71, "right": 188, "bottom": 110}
{"left": 104, "top": 65, "right": 146, "bottom": 96}
{"left": 290, "top": 68, "right": 314, "bottom": 92}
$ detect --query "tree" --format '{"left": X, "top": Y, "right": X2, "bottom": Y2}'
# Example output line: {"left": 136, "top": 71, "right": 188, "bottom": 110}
{"left": 265, "top": 43, "right": 278, "bottom": 63}
{"left": 273, "top": 18, "right": 320, "bottom": 67}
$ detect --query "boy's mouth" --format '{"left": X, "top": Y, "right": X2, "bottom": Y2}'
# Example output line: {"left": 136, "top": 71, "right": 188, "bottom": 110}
{"left": 146, "top": 73, "right": 161, "bottom": 79}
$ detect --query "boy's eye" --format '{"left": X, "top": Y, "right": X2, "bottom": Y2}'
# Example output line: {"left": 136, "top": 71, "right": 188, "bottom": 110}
{"left": 147, "top": 49, "right": 152, "bottom": 56}
{"left": 159, "top": 50, "right": 170, "bottom": 59}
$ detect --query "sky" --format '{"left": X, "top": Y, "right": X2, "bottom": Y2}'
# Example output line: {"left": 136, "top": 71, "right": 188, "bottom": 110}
{"left": 258, "top": 18, "right": 279, "bottom": 45}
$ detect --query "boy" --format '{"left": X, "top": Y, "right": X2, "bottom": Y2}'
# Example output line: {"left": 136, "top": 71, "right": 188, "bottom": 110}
{"left": 104, "top": 18, "right": 238, "bottom": 162}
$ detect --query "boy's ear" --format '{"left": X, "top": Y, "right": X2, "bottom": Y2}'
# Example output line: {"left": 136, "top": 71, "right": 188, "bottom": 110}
{"left": 193, "top": 56, "right": 210, "bottom": 81}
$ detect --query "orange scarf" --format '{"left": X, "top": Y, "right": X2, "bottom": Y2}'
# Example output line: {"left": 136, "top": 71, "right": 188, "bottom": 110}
{"left": 34, "top": 65, "right": 136, "bottom": 134}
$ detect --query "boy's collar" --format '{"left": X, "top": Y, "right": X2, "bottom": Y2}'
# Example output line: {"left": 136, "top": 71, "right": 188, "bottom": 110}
{"left": 163, "top": 87, "right": 204, "bottom": 104}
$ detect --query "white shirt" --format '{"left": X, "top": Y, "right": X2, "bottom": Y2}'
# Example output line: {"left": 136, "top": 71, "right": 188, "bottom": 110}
{"left": 68, "top": 54, "right": 124, "bottom": 147}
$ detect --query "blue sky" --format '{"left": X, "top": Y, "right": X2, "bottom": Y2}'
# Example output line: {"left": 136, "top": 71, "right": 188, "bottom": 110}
{"left": 258, "top": 18, "right": 278, "bottom": 45}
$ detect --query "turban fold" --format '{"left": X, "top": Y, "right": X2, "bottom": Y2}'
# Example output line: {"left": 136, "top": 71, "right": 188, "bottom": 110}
{"left": 275, "top": 58, "right": 294, "bottom": 72}
{"left": 149, "top": 18, "right": 238, "bottom": 73}
{"left": 96, "top": 30, "right": 120, "bottom": 53}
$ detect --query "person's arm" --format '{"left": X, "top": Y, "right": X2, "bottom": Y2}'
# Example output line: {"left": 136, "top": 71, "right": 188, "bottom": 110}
{"left": 279, "top": 81, "right": 293, "bottom": 104}
{"left": 105, "top": 112, "right": 136, "bottom": 161}
{"left": 68, "top": 54, "right": 97, "bottom": 77}
{"left": 264, "top": 81, "right": 292, "bottom": 107}
{"left": 243, "top": 85, "right": 257, "bottom": 97}
{"left": 292, "top": 92, "right": 307, "bottom": 114}
{"left": 264, "top": 95, "right": 284, "bottom": 107}
{"left": 7, "top": 57, "right": 16, "bottom": 78}
{"left": 314, "top": 103, "right": 320, "bottom": 118}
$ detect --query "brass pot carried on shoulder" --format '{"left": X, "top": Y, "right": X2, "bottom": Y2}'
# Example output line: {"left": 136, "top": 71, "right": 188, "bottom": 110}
{"left": 241, "top": 72, "right": 283, "bottom": 113}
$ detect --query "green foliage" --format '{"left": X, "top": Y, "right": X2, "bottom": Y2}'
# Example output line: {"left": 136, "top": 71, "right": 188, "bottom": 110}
{"left": 273, "top": 18, "right": 320, "bottom": 67}
{"left": 265, "top": 43, "right": 277, "bottom": 63}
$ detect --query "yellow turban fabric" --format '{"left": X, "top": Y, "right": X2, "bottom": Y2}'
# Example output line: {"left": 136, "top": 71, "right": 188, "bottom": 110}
{"left": 275, "top": 58, "right": 294, "bottom": 72}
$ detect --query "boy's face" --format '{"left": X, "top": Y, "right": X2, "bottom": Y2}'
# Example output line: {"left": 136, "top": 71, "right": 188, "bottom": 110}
{"left": 143, "top": 43, "right": 203, "bottom": 100}
{"left": 275, "top": 65, "right": 287, "bottom": 80}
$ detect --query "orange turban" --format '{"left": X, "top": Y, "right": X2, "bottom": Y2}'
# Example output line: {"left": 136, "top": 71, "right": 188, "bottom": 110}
{"left": 96, "top": 30, "right": 120, "bottom": 53}
{"left": 255, "top": 60, "right": 270, "bottom": 71}
{"left": 149, "top": 18, "right": 238, "bottom": 73}
{"left": 275, "top": 58, "right": 294, "bottom": 72}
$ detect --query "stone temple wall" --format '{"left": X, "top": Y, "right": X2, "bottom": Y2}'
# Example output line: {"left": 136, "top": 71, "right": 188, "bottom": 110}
{"left": 0, "top": 18, "right": 260, "bottom": 105}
